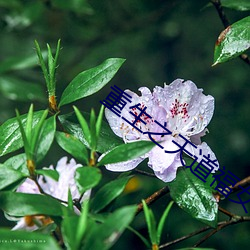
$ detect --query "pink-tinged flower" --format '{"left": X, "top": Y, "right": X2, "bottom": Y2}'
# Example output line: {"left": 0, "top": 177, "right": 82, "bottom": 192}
{"left": 103, "top": 79, "right": 219, "bottom": 182}
{"left": 12, "top": 157, "right": 90, "bottom": 231}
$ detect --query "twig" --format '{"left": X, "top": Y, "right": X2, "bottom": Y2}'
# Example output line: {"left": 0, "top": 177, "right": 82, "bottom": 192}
{"left": 218, "top": 206, "right": 235, "bottom": 218}
{"left": 193, "top": 216, "right": 250, "bottom": 247}
{"left": 134, "top": 169, "right": 156, "bottom": 178}
{"left": 211, "top": 0, "right": 230, "bottom": 27}
{"left": 211, "top": 0, "right": 250, "bottom": 66}
{"left": 160, "top": 215, "right": 250, "bottom": 249}
{"left": 33, "top": 177, "right": 68, "bottom": 204}
{"left": 231, "top": 175, "right": 250, "bottom": 192}
{"left": 136, "top": 186, "right": 170, "bottom": 215}
{"left": 159, "top": 224, "right": 212, "bottom": 249}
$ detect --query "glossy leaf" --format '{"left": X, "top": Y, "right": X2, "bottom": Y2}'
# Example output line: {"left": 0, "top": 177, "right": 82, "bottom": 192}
{"left": 157, "top": 201, "right": 174, "bottom": 244}
{"left": 0, "top": 228, "right": 60, "bottom": 250}
{"left": 89, "top": 109, "right": 97, "bottom": 150}
{"left": 0, "top": 164, "right": 27, "bottom": 190}
{"left": 59, "top": 113, "right": 123, "bottom": 153}
{"left": 0, "top": 76, "right": 46, "bottom": 102}
{"left": 36, "top": 116, "right": 56, "bottom": 162}
{"left": 97, "top": 140, "right": 154, "bottom": 166}
{"left": 91, "top": 176, "right": 132, "bottom": 213}
{"left": 75, "top": 167, "right": 102, "bottom": 194}
{"left": 36, "top": 169, "right": 59, "bottom": 181}
{"left": 76, "top": 201, "right": 89, "bottom": 248}
{"left": 4, "top": 153, "right": 28, "bottom": 175}
{"left": 62, "top": 201, "right": 89, "bottom": 250}
{"left": 56, "top": 131, "right": 89, "bottom": 165}
{"left": 142, "top": 200, "right": 157, "bottom": 245}
{"left": 59, "top": 58, "right": 125, "bottom": 106}
{"left": 0, "top": 111, "right": 44, "bottom": 157}
{"left": 168, "top": 167, "right": 218, "bottom": 227}
{"left": 62, "top": 215, "right": 80, "bottom": 250}
{"left": 73, "top": 106, "right": 91, "bottom": 147}
{"left": 96, "top": 105, "right": 105, "bottom": 140}
{"left": 83, "top": 205, "right": 137, "bottom": 250}
{"left": 213, "top": 16, "right": 250, "bottom": 65}
{"left": 221, "top": 0, "right": 250, "bottom": 11}
{"left": 0, "top": 192, "right": 65, "bottom": 216}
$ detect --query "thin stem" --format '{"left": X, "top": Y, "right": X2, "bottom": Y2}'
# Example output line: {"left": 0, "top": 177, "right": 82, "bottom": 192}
{"left": 211, "top": 0, "right": 230, "bottom": 27}
{"left": 211, "top": 0, "right": 250, "bottom": 66}
{"left": 218, "top": 206, "right": 235, "bottom": 218}
{"left": 193, "top": 216, "right": 250, "bottom": 247}
{"left": 159, "top": 224, "right": 212, "bottom": 249}
{"left": 136, "top": 186, "right": 170, "bottom": 215}
{"left": 231, "top": 175, "right": 250, "bottom": 192}
{"left": 134, "top": 169, "right": 156, "bottom": 178}
{"left": 33, "top": 177, "right": 68, "bottom": 204}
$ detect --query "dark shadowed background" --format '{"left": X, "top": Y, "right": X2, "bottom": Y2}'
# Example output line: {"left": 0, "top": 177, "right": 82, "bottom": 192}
{"left": 0, "top": 0, "right": 249, "bottom": 249}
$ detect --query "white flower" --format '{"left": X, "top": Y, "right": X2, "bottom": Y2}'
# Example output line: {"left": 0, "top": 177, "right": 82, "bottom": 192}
{"left": 12, "top": 157, "right": 90, "bottom": 231}
{"left": 103, "top": 79, "right": 219, "bottom": 182}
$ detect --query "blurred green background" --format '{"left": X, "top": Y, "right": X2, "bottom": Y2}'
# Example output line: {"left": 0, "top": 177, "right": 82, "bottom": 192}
{"left": 0, "top": 0, "right": 249, "bottom": 249}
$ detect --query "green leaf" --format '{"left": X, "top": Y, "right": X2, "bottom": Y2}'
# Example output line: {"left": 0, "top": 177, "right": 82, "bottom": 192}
{"left": 96, "top": 105, "right": 105, "bottom": 140}
{"left": 59, "top": 58, "right": 125, "bottom": 106}
{"left": 142, "top": 200, "right": 157, "bottom": 245}
{"left": 221, "top": 0, "right": 250, "bottom": 11}
{"left": 0, "top": 76, "right": 46, "bottom": 102}
{"left": 36, "top": 116, "right": 56, "bottom": 162}
{"left": 168, "top": 167, "right": 218, "bottom": 227}
{"left": 91, "top": 176, "right": 132, "bottom": 213}
{"left": 83, "top": 205, "right": 137, "bottom": 250}
{"left": 35, "top": 40, "right": 50, "bottom": 90}
{"left": 62, "top": 215, "right": 80, "bottom": 250}
{"left": 97, "top": 140, "right": 154, "bottom": 166}
{"left": 213, "top": 16, "right": 250, "bottom": 65}
{"left": 0, "top": 228, "right": 60, "bottom": 250}
{"left": 4, "top": 154, "right": 28, "bottom": 175}
{"left": 0, "top": 111, "right": 44, "bottom": 157}
{"left": 59, "top": 112, "right": 123, "bottom": 153}
{"left": 75, "top": 167, "right": 102, "bottom": 194}
{"left": 30, "top": 110, "right": 49, "bottom": 158}
{"left": 76, "top": 201, "right": 89, "bottom": 248}
{"left": 0, "top": 192, "right": 65, "bottom": 216}
{"left": 89, "top": 109, "right": 97, "bottom": 150}
{"left": 157, "top": 201, "right": 174, "bottom": 244}
{"left": 36, "top": 169, "right": 59, "bottom": 181}
{"left": 0, "top": 164, "right": 27, "bottom": 190}
{"left": 67, "top": 188, "right": 74, "bottom": 212}
{"left": 62, "top": 201, "right": 89, "bottom": 250}
{"left": 73, "top": 106, "right": 91, "bottom": 147}
{"left": 25, "top": 104, "right": 34, "bottom": 143}
{"left": 56, "top": 131, "right": 89, "bottom": 165}
{"left": 127, "top": 226, "right": 151, "bottom": 248}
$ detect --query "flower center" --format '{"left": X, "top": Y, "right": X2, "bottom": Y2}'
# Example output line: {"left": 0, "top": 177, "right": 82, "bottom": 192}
{"left": 170, "top": 99, "right": 190, "bottom": 122}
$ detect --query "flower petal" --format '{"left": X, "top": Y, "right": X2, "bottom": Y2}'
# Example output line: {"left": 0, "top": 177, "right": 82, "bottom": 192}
{"left": 148, "top": 140, "right": 182, "bottom": 182}
{"left": 185, "top": 142, "right": 219, "bottom": 173}
{"left": 105, "top": 156, "right": 146, "bottom": 172}
{"left": 41, "top": 157, "right": 82, "bottom": 201}
{"left": 154, "top": 79, "right": 214, "bottom": 136}
{"left": 16, "top": 178, "right": 40, "bottom": 194}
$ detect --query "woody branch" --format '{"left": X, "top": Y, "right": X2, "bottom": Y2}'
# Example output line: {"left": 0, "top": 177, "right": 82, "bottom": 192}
{"left": 136, "top": 175, "right": 250, "bottom": 247}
